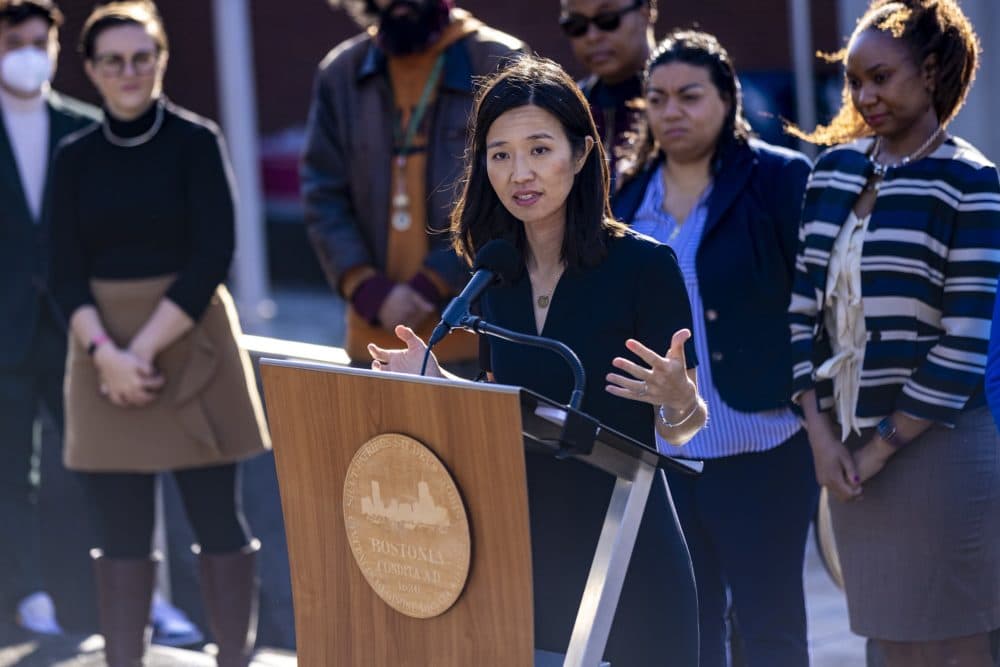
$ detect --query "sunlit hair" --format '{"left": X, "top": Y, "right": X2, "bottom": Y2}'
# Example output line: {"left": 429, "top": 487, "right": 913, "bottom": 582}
{"left": 621, "top": 29, "right": 752, "bottom": 182}
{"left": 451, "top": 55, "right": 627, "bottom": 271}
{"left": 80, "top": 0, "right": 168, "bottom": 60}
{"left": 786, "top": 0, "right": 979, "bottom": 146}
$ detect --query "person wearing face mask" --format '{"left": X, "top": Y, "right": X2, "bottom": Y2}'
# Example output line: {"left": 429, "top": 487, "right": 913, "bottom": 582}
{"left": 0, "top": 0, "right": 98, "bottom": 637}
{"left": 560, "top": 0, "right": 657, "bottom": 189}
{"left": 302, "top": 0, "right": 527, "bottom": 373}
{"left": 49, "top": 2, "right": 270, "bottom": 665}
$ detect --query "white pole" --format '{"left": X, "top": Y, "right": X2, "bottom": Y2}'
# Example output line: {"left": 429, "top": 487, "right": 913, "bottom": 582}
{"left": 211, "top": 0, "right": 273, "bottom": 326}
{"left": 837, "top": 0, "right": 868, "bottom": 37}
{"left": 153, "top": 477, "right": 171, "bottom": 602}
{"left": 789, "top": 0, "right": 817, "bottom": 157}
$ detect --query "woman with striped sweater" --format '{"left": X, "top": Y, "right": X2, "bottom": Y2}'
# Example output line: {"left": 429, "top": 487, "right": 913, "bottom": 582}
{"left": 788, "top": 1, "right": 1000, "bottom": 664}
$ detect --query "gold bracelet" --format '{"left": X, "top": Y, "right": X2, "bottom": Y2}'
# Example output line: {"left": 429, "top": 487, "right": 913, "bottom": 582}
{"left": 658, "top": 400, "right": 699, "bottom": 428}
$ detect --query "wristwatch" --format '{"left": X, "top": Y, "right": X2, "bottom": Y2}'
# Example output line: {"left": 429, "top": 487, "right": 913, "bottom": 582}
{"left": 876, "top": 416, "right": 907, "bottom": 449}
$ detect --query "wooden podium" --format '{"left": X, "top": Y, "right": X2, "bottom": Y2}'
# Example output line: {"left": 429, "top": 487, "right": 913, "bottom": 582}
{"left": 260, "top": 361, "right": 700, "bottom": 667}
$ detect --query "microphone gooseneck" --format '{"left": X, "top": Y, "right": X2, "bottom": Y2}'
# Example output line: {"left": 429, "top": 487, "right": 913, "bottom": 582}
{"left": 425, "top": 239, "right": 521, "bottom": 353}
{"left": 461, "top": 315, "right": 586, "bottom": 411}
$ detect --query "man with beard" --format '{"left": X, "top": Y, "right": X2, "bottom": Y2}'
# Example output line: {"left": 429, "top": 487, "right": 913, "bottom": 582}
{"left": 303, "top": 0, "right": 526, "bottom": 372}
{"left": 0, "top": 0, "right": 97, "bottom": 635}
{"left": 561, "top": 0, "right": 656, "bottom": 188}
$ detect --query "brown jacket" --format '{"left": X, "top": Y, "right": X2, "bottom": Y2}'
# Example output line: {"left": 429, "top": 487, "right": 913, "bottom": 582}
{"left": 301, "top": 12, "right": 527, "bottom": 361}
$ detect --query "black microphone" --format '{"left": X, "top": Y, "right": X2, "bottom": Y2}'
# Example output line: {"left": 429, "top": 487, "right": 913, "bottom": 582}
{"left": 427, "top": 239, "right": 521, "bottom": 350}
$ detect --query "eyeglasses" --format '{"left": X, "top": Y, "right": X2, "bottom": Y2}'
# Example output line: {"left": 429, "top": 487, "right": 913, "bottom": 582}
{"left": 559, "top": 0, "right": 644, "bottom": 38}
{"left": 92, "top": 50, "right": 159, "bottom": 77}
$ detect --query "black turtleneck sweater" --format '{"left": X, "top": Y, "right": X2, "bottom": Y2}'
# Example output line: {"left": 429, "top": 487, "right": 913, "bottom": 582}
{"left": 49, "top": 99, "right": 235, "bottom": 322}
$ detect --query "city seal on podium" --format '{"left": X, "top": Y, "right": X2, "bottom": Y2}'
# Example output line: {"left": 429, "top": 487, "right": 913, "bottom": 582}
{"left": 342, "top": 433, "right": 471, "bottom": 619}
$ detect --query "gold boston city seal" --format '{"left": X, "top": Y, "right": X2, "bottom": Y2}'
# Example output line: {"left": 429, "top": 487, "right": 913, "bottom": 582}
{"left": 343, "top": 433, "right": 471, "bottom": 619}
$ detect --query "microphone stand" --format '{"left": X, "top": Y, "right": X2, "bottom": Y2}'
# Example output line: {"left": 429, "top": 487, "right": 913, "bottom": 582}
{"left": 459, "top": 314, "right": 586, "bottom": 411}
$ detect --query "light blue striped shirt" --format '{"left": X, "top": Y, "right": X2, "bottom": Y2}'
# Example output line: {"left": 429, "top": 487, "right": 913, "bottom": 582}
{"left": 632, "top": 165, "right": 801, "bottom": 459}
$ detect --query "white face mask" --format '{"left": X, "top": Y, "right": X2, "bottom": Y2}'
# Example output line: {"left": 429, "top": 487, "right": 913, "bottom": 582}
{"left": 1, "top": 46, "right": 53, "bottom": 96}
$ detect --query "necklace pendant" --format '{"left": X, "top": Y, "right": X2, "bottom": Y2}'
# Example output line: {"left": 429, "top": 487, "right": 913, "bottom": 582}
{"left": 537, "top": 295, "right": 550, "bottom": 308}
{"left": 392, "top": 193, "right": 410, "bottom": 209}
{"left": 392, "top": 210, "right": 412, "bottom": 231}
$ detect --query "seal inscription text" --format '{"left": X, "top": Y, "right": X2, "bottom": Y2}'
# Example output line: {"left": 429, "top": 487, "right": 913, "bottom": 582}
{"left": 343, "top": 433, "right": 471, "bottom": 619}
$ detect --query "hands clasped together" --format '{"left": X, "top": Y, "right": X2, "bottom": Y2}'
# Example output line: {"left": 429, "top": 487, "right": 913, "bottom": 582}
{"left": 807, "top": 417, "right": 894, "bottom": 503}
{"left": 93, "top": 342, "right": 164, "bottom": 408}
{"left": 377, "top": 284, "right": 434, "bottom": 333}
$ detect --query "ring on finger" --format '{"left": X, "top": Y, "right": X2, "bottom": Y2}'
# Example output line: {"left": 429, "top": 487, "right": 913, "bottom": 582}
{"left": 637, "top": 380, "right": 648, "bottom": 397}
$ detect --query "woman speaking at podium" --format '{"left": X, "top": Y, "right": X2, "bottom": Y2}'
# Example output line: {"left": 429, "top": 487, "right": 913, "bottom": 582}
{"left": 369, "top": 55, "right": 706, "bottom": 666}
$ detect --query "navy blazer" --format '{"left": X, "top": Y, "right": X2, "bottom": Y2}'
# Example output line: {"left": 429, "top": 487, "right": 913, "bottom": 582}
{"left": 613, "top": 139, "right": 811, "bottom": 411}
{"left": 0, "top": 91, "right": 98, "bottom": 369}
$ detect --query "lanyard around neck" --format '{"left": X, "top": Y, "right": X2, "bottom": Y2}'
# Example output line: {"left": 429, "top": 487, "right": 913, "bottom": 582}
{"left": 392, "top": 53, "right": 445, "bottom": 157}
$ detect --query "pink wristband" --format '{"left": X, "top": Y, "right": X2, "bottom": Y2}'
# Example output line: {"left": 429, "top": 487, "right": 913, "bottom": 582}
{"left": 87, "top": 334, "right": 111, "bottom": 356}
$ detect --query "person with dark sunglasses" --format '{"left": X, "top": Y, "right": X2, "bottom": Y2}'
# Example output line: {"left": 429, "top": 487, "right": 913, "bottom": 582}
{"left": 561, "top": 0, "right": 656, "bottom": 190}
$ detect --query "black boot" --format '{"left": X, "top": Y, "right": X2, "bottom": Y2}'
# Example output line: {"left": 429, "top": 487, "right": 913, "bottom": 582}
{"left": 91, "top": 550, "right": 157, "bottom": 667}
{"left": 196, "top": 539, "right": 260, "bottom": 667}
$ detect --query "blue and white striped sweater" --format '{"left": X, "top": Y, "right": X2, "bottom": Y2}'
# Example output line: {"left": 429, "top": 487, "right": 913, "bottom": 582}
{"left": 788, "top": 136, "right": 1000, "bottom": 426}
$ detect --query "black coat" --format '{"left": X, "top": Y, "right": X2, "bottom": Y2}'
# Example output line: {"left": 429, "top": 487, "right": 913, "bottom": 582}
{"left": 612, "top": 139, "right": 811, "bottom": 411}
{"left": 0, "top": 92, "right": 98, "bottom": 369}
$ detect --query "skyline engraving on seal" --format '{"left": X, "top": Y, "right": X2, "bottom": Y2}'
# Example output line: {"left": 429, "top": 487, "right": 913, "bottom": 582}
{"left": 343, "top": 433, "right": 471, "bottom": 619}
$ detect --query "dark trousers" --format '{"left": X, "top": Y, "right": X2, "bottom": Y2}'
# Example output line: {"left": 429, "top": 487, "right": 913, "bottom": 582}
{"left": 84, "top": 463, "right": 251, "bottom": 559}
{"left": 666, "top": 430, "right": 819, "bottom": 667}
{"left": 0, "top": 310, "right": 66, "bottom": 613}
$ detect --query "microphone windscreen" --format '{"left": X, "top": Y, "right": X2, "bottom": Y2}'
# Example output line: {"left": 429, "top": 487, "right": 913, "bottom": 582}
{"left": 472, "top": 239, "right": 521, "bottom": 286}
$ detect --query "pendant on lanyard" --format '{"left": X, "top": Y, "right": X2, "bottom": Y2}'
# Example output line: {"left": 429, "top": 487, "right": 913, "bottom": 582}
{"left": 391, "top": 54, "right": 445, "bottom": 232}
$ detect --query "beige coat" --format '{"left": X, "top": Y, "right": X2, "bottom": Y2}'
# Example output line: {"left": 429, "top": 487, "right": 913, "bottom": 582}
{"left": 64, "top": 275, "right": 270, "bottom": 472}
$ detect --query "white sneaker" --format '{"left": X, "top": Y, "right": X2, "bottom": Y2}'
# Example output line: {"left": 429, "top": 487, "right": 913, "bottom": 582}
{"left": 15, "top": 591, "right": 63, "bottom": 635}
{"left": 151, "top": 592, "right": 204, "bottom": 647}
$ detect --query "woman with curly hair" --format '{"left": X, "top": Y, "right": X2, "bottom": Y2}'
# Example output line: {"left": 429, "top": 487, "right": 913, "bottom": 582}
{"left": 613, "top": 30, "right": 817, "bottom": 667}
{"left": 787, "top": 1, "right": 1000, "bottom": 664}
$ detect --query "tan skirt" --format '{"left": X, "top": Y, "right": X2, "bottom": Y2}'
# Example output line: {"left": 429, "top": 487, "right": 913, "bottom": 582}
{"left": 64, "top": 275, "right": 271, "bottom": 472}
{"left": 830, "top": 406, "right": 1000, "bottom": 641}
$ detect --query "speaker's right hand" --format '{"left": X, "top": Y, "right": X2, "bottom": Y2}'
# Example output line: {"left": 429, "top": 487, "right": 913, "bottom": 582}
{"left": 368, "top": 325, "right": 443, "bottom": 378}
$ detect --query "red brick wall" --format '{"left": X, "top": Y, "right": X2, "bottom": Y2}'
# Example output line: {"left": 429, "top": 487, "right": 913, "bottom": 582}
{"left": 49, "top": 0, "right": 839, "bottom": 134}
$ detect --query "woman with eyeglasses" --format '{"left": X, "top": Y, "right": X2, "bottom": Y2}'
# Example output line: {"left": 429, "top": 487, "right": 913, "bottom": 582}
{"left": 613, "top": 31, "right": 817, "bottom": 667}
{"left": 560, "top": 0, "right": 656, "bottom": 188}
{"left": 48, "top": 2, "right": 269, "bottom": 665}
